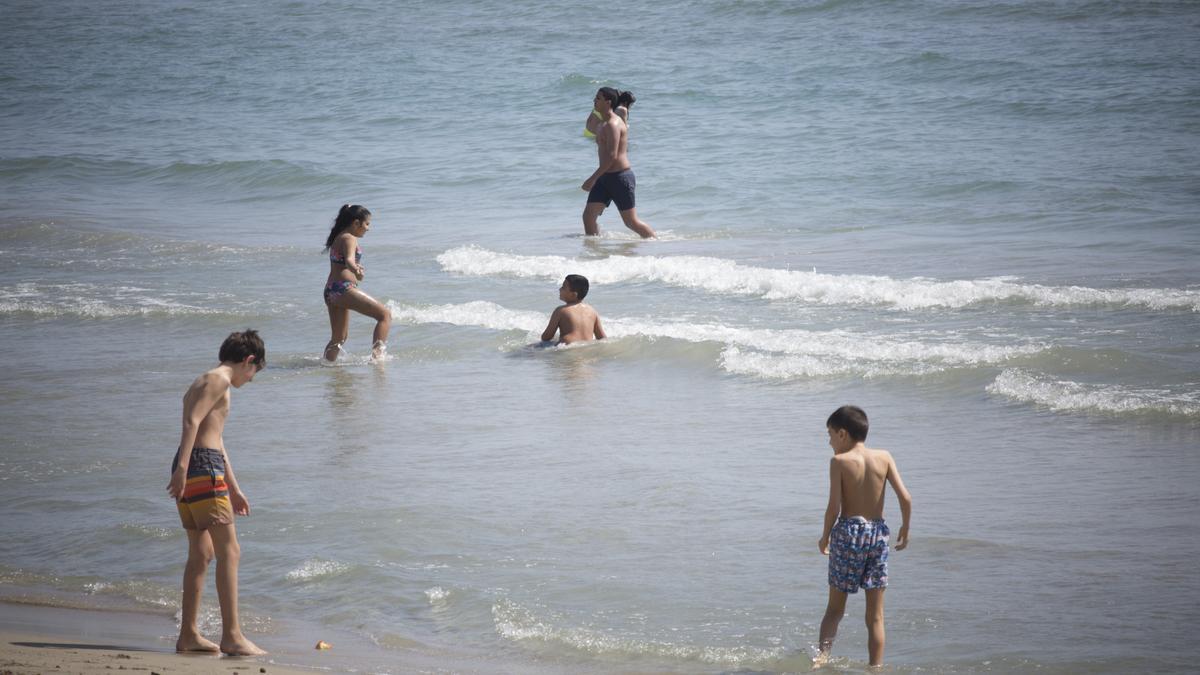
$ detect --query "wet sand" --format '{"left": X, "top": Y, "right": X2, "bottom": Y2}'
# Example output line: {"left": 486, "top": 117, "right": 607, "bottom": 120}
{"left": 0, "top": 602, "right": 337, "bottom": 675}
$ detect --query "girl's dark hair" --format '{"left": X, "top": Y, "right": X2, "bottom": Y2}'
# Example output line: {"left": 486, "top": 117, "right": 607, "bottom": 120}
{"left": 617, "top": 90, "right": 636, "bottom": 109}
{"left": 324, "top": 204, "right": 371, "bottom": 251}
{"left": 219, "top": 329, "right": 266, "bottom": 370}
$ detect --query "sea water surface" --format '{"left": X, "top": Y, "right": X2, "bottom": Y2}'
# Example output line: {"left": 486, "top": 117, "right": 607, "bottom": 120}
{"left": 1, "top": 0, "right": 1199, "bottom": 672}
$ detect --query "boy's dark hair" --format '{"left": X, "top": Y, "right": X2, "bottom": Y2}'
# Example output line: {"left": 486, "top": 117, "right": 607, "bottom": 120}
{"left": 827, "top": 405, "right": 868, "bottom": 441}
{"left": 564, "top": 274, "right": 589, "bottom": 300}
{"left": 596, "top": 87, "right": 620, "bottom": 109}
{"left": 219, "top": 329, "right": 266, "bottom": 370}
{"left": 324, "top": 203, "right": 371, "bottom": 251}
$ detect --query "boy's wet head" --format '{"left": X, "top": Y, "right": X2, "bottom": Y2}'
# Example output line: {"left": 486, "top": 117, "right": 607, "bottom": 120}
{"left": 827, "top": 405, "right": 868, "bottom": 442}
{"left": 220, "top": 329, "right": 266, "bottom": 371}
{"left": 564, "top": 274, "right": 589, "bottom": 301}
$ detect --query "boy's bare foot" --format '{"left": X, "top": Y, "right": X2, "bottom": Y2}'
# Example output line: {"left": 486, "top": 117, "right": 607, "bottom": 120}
{"left": 175, "top": 633, "right": 220, "bottom": 653}
{"left": 812, "top": 643, "right": 832, "bottom": 669}
{"left": 220, "top": 634, "right": 267, "bottom": 656}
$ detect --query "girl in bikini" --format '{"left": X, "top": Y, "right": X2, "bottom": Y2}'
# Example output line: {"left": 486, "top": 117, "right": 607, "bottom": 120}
{"left": 322, "top": 204, "right": 391, "bottom": 363}
{"left": 584, "top": 89, "right": 635, "bottom": 139}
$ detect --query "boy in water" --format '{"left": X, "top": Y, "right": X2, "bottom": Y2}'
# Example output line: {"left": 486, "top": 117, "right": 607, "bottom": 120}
{"left": 166, "top": 330, "right": 267, "bottom": 656}
{"left": 541, "top": 274, "right": 606, "bottom": 345}
{"left": 815, "top": 405, "right": 912, "bottom": 668}
{"left": 582, "top": 87, "right": 656, "bottom": 239}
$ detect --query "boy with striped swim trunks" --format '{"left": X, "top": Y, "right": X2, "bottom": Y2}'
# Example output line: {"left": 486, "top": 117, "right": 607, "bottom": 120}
{"left": 815, "top": 405, "right": 913, "bottom": 668}
{"left": 166, "top": 330, "right": 266, "bottom": 657}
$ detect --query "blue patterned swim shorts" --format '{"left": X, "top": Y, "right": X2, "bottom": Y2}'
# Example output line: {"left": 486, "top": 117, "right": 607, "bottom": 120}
{"left": 828, "top": 516, "right": 889, "bottom": 593}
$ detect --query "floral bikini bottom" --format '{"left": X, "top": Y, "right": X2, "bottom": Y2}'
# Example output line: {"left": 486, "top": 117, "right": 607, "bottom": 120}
{"left": 323, "top": 280, "right": 357, "bottom": 304}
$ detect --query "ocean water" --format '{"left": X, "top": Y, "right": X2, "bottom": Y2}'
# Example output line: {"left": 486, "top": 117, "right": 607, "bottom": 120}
{"left": 1, "top": 0, "right": 1199, "bottom": 672}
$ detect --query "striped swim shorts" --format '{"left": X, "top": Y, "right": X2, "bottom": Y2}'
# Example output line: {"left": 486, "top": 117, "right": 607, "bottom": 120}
{"left": 171, "top": 447, "right": 234, "bottom": 530}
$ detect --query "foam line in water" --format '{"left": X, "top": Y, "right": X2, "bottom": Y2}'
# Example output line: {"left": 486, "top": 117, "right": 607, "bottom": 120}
{"left": 719, "top": 347, "right": 938, "bottom": 379}
{"left": 987, "top": 369, "right": 1200, "bottom": 418}
{"left": 387, "top": 300, "right": 1041, "bottom": 378}
{"left": 284, "top": 559, "right": 351, "bottom": 582}
{"left": 437, "top": 246, "right": 1200, "bottom": 311}
{"left": 492, "top": 598, "right": 785, "bottom": 665}
{"left": 0, "top": 282, "right": 265, "bottom": 319}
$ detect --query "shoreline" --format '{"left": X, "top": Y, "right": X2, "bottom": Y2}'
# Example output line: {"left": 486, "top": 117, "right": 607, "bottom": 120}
{"left": 0, "top": 599, "right": 574, "bottom": 675}
{"left": 0, "top": 598, "right": 427, "bottom": 672}
{"left": 0, "top": 601, "right": 365, "bottom": 674}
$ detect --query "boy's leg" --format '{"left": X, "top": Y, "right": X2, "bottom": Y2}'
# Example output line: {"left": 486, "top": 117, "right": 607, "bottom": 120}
{"left": 583, "top": 202, "right": 605, "bottom": 236}
{"left": 177, "top": 529, "right": 219, "bottom": 652}
{"left": 815, "top": 587, "right": 848, "bottom": 667}
{"left": 617, "top": 207, "right": 656, "bottom": 239}
{"left": 207, "top": 523, "right": 266, "bottom": 656}
{"left": 864, "top": 588, "right": 886, "bottom": 667}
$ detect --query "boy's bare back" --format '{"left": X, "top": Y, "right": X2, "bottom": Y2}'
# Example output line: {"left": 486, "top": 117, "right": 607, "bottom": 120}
{"left": 549, "top": 303, "right": 603, "bottom": 344}
{"left": 832, "top": 446, "right": 898, "bottom": 520}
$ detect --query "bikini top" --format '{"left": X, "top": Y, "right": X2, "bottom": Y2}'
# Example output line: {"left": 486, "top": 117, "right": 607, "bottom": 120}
{"left": 330, "top": 246, "right": 362, "bottom": 266}
{"left": 583, "top": 109, "right": 602, "bottom": 139}
{"left": 582, "top": 108, "right": 629, "bottom": 139}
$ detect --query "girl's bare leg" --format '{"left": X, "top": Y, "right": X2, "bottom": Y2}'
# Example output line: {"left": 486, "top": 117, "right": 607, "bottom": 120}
{"left": 324, "top": 304, "right": 349, "bottom": 361}
{"left": 336, "top": 289, "right": 392, "bottom": 359}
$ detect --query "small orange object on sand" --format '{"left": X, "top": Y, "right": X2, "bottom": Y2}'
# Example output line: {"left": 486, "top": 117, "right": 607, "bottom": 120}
{"left": 315, "top": 640, "right": 332, "bottom": 650}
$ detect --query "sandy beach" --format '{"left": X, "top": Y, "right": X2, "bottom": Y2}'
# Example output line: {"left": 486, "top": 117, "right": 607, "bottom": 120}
{"left": 0, "top": 603, "right": 338, "bottom": 675}
{"left": 3, "top": 1, "right": 1199, "bottom": 672}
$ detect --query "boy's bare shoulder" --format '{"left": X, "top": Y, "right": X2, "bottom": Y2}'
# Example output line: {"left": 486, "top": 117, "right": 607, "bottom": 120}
{"left": 190, "top": 369, "right": 231, "bottom": 393}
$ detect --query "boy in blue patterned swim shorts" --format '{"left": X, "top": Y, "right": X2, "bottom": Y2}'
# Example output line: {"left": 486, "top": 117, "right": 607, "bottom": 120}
{"left": 815, "top": 405, "right": 913, "bottom": 668}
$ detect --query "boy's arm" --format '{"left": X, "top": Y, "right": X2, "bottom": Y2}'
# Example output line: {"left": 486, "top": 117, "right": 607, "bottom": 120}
{"left": 541, "top": 307, "right": 562, "bottom": 342}
{"left": 219, "top": 446, "right": 250, "bottom": 516}
{"left": 593, "top": 313, "right": 606, "bottom": 340}
{"left": 886, "top": 453, "right": 912, "bottom": 550}
{"left": 818, "top": 457, "right": 842, "bottom": 554}
{"left": 167, "top": 376, "right": 224, "bottom": 500}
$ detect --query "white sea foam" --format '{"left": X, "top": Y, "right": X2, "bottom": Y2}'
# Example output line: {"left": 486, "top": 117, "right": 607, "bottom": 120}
{"left": 437, "top": 246, "right": 1200, "bottom": 311}
{"left": 492, "top": 599, "right": 784, "bottom": 665}
{"left": 987, "top": 369, "right": 1200, "bottom": 418}
{"left": 389, "top": 300, "right": 545, "bottom": 333}
{"left": 0, "top": 282, "right": 220, "bottom": 318}
{"left": 719, "top": 347, "right": 937, "bottom": 379}
{"left": 284, "top": 559, "right": 350, "bottom": 581}
{"left": 425, "top": 586, "right": 451, "bottom": 604}
{"left": 387, "top": 300, "right": 1041, "bottom": 379}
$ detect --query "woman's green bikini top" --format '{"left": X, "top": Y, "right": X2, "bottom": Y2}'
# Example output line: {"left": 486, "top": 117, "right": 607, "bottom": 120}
{"left": 583, "top": 109, "right": 602, "bottom": 139}
{"left": 583, "top": 108, "right": 629, "bottom": 139}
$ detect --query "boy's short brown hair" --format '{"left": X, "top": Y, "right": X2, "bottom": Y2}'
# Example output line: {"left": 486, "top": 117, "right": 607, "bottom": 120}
{"left": 565, "top": 274, "right": 590, "bottom": 300}
{"left": 827, "top": 405, "right": 868, "bottom": 441}
{"left": 219, "top": 329, "right": 266, "bottom": 370}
